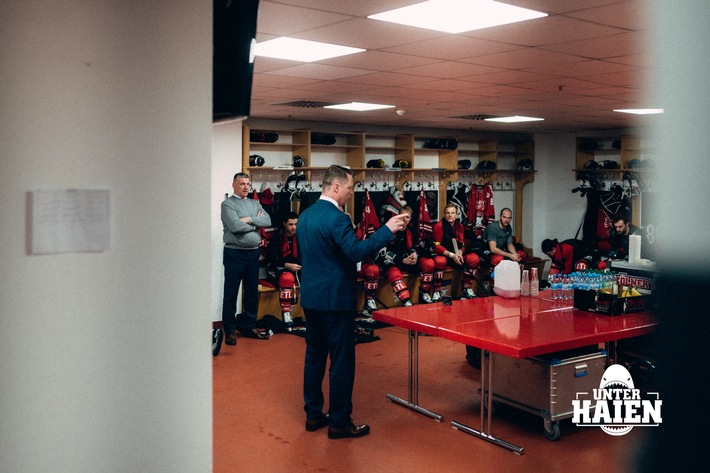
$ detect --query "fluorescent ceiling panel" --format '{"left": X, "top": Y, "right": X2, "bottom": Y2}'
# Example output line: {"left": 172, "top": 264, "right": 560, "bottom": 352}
{"left": 324, "top": 102, "right": 396, "bottom": 111}
{"left": 368, "top": 0, "right": 548, "bottom": 34}
{"left": 255, "top": 37, "right": 365, "bottom": 62}
{"left": 485, "top": 115, "right": 544, "bottom": 123}
{"left": 613, "top": 108, "right": 664, "bottom": 115}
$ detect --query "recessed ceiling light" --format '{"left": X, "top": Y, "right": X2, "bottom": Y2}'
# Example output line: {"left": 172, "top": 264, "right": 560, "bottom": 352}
{"left": 254, "top": 37, "right": 365, "bottom": 62}
{"left": 485, "top": 115, "right": 544, "bottom": 123}
{"left": 324, "top": 102, "right": 396, "bottom": 112}
{"left": 368, "top": 0, "right": 547, "bottom": 34}
{"left": 613, "top": 109, "right": 665, "bottom": 115}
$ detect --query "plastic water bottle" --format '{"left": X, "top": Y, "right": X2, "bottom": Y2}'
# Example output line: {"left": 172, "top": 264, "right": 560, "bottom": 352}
{"left": 563, "top": 276, "right": 573, "bottom": 300}
{"left": 550, "top": 275, "right": 560, "bottom": 300}
{"left": 530, "top": 267, "right": 539, "bottom": 297}
{"left": 521, "top": 269, "right": 530, "bottom": 296}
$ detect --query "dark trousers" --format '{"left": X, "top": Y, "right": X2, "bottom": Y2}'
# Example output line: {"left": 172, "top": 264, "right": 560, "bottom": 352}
{"left": 221, "top": 247, "right": 260, "bottom": 334}
{"left": 303, "top": 308, "right": 356, "bottom": 428}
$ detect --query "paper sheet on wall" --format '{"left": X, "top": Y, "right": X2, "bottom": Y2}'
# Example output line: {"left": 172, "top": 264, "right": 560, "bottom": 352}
{"left": 30, "top": 189, "right": 110, "bottom": 255}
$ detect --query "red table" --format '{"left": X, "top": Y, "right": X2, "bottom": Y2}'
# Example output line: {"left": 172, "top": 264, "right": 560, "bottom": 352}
{"left": 373, "top": 295, "right": 657, "bottom": 454}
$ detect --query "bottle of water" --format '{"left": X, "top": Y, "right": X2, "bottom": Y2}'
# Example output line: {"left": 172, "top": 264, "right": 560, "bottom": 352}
{"left": 530, "top": 267, "right": 539, "bottom": 297}
{"left": 551, "top": 275, "right": 560, "bottom": 300}
{"left": 563, "top": 275, "right": 573, "bottom": 300}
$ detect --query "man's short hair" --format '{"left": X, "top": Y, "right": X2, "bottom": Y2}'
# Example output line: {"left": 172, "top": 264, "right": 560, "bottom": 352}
{"left": 444, "top": 202, "right": 458, "bottom": 213}
{"left": 612, "top": 212, "right": 630, "bottom": 224}
{"left": 233, "top": 172, "right": 250, "bottom": 181}
{"left": 500, "top": 207, "right": 512, "bottom": 216}
{"left": 322, "top": 165, "right": 353, "bottom": 188}
{"left": 283, "top": 211, "right": 299, "bottom": 223}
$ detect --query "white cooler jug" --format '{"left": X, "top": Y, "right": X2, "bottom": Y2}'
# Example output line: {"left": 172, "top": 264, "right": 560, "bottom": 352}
{"left": 493, "top": 260, "right": 521, "bottom": 298}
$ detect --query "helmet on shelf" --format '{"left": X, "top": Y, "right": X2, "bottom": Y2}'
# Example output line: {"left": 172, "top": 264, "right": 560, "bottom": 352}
{"left": 475, "top": 160, "right": 496, "bottom": 171}
{"left": 249, "top": 154, "right": 265, "bottom": 166}
{"left": 517, "top": 159, "right": 533, "bottom": 171}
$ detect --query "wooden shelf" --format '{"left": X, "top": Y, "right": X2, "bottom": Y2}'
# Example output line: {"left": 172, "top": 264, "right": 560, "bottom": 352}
{"left": 242, "top": 123, "right": 535, "bottom": 240}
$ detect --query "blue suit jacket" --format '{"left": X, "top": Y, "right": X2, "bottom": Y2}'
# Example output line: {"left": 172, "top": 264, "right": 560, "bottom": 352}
{"left": 297, "top": 199, "right": 394, "bottom": 312}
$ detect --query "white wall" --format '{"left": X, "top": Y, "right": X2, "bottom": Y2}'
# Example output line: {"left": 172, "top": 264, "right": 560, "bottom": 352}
{"left": 529, "top": 132, "right": 589, "bottom": 258}
{"left": 529, "top": 129, "right": 658, "bottom": 264}
{"left": 0, "top": 2, "right": 212, "bottom": 472}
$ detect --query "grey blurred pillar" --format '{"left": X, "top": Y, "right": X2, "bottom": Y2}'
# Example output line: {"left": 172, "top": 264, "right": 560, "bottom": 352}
{"left": 637, "top": 1, "right": 710, "bottom": 471}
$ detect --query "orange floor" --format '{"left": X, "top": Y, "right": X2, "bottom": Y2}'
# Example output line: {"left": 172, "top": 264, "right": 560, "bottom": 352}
{"left": 213, "top": 325, "right": 651, "bottom": 473}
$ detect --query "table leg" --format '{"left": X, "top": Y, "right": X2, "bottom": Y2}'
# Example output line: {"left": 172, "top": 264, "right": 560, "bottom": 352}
{"left": 386, "top": 329, "right": 443, "bottom": 421}
{"left": 450, "top": 349, "right": 525, "bottom": 455}
{"left": 606, "top": 340, "right": 617, "bottom": 366}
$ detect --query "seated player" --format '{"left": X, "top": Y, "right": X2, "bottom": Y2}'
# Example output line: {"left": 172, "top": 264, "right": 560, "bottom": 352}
{"left": 374, "top": 206, "right": 437, "bottom": 305}
{"left": 432, "top": 203, "right": 481, "bottom": 300}
{"left": 607, "top": 213, "right": 642, "bottom": 260}
{"left": 481, "top": 207, "right": 526, "bottom": 268}
{"left": 265, "top": 212, "right": 301, "bottom": 327}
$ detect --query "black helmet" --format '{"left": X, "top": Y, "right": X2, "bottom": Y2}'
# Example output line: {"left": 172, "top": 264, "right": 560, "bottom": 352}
{"left": 584, "top": 160, "right": 599, "bottom": 169}
{"left": 249, "top": 154, "right": 265, "bottom": 167}
{"left": 601, "top": 159, "right": 619, "bottom": 169}
{"left": 475, "top": 160, "right": 496, "bottom": 171}
{"left": 517, "top": 159, "right": 533, "bottom": 171}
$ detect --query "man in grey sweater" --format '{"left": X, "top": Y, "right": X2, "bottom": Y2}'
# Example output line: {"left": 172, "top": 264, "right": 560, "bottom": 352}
{"left": 221, "top": 172, "right": 272, "bottom": 344}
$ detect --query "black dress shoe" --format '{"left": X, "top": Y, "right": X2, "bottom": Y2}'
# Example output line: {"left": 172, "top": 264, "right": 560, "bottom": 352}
{"left": 243, "top": 328, "right": 270, "bottom": 340}
{"left": 225, "top": 332, "right": 237, "bottom": 346}
{"left": 328, "top": 422, "right": 370, "bottom": 439}
{"left": 305, "top": 414, "right": 329, "bottom": 432}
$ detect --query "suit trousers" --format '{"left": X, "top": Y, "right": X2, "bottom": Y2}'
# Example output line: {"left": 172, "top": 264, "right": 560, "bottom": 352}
{"left": 303, "top": 308, "right": 356, "bottom": 428}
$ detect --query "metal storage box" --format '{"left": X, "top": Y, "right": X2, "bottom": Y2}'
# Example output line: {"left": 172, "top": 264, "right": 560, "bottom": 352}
{"left": 490, "top": 347, "right": 606, "bottom": 440}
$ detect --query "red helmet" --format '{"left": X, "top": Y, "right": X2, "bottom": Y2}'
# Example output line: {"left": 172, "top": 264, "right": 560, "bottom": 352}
{"left": 575, "top": 259, "right": 589, "bottom": 271}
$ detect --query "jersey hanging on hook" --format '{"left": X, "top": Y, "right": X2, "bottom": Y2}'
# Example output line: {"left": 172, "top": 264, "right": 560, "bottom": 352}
{"left": 466, "top": 181, "right": 495, "bottom": 240}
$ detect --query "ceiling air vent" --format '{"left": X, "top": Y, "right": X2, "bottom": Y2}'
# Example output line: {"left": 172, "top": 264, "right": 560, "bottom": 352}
{"left": 454, "top": 114, "right": 498, "bottom": 121}
{"left": 275, "top": 100, "right": 341, "bottom": 108}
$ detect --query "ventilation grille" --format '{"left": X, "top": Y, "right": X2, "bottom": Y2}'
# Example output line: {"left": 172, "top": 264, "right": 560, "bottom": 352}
{"left": 274, "top": 100, "right": 341, "bottom": 108}
{"left": 454, "top": 114, "right": 498, "bottom": 121}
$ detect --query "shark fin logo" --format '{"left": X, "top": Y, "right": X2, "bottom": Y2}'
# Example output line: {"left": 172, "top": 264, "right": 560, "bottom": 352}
{"left": 573, "top": 363, "right": 662, "bottom": 436}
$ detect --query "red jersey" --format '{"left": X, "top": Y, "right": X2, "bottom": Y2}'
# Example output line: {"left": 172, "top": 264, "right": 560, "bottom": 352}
{"left": 466, "top": 183, "right": 495, "bottom": 239}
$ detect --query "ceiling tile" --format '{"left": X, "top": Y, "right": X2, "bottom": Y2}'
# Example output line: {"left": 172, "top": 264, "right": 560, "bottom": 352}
{"left": 244, "top": 0, "right": 652, "bottom": 132}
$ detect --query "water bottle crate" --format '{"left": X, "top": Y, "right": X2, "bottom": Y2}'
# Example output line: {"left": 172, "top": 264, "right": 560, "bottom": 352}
{"left": 573, "top": 289, "right": 651, "bottom": 316}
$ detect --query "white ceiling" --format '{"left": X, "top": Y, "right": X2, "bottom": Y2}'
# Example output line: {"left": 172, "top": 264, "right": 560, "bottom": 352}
{"left": 249, "top": 0, "right": 652, "bottom": 133}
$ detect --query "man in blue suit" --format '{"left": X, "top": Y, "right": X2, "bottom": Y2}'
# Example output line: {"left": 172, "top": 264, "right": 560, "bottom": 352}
{"left": 297, "top": 165, "right": 407, "bottom": 439}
